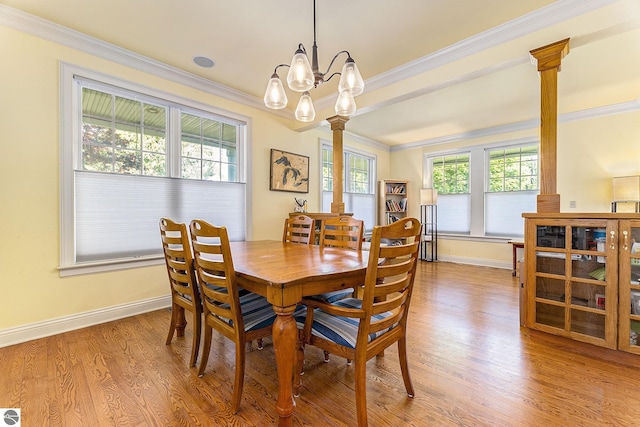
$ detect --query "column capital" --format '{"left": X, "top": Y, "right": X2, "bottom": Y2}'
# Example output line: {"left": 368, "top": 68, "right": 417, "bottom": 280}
{"left": 530, "top": 38, "right": 570, "bottom": 72}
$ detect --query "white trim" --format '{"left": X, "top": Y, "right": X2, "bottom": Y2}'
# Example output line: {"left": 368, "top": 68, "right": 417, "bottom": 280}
{"left": 397, "top": 100, "right": 640, "bottom": 152}
{"left": 0, "top": 296, "right": 171, "bottom": 348}
{"left": 314, "top": 0, "right": 619, "bottom": 111}
{"left": 433, "top": 256, "right": 511, "bottom": 271}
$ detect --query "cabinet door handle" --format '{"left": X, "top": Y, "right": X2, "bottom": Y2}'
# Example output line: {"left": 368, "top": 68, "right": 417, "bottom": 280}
{"left": 623, "top": 230, "right": 629, "bottom": 251}
{"left": 610, "top": 230, "right": 616, "bottom": 250}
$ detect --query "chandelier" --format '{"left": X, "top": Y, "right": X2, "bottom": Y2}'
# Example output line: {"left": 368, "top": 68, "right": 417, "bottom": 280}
{"left": 263, "top": 0, "right": 365, "bottom": 122}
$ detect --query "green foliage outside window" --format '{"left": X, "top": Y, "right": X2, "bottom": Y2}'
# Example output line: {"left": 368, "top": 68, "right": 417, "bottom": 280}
{"left": 432, "top": 154, "right": 470, "bottom": 194}
{"left": 488, "top": 145, "right": 538, "bottom": 192}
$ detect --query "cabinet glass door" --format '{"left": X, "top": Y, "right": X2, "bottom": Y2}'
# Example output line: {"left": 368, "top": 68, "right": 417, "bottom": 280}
{"left": 528, "top": 219, "right": 616, "bottom": 348}
{"left": 619, "top": 220, "right": 640, "bottom": 354}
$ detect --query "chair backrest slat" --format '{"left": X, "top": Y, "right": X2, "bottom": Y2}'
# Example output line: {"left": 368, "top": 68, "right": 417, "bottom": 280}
{"left": 319, "top": 216, "right": 364, "bottom": 250}
{"left": 160, "top": 218, "right": 200, "bottom": 304}
{"left": 359, "top": 217, "right": 421, "bottom": 343}
{"left": 283, "top": 215, "right": 315, "bottom": 244}
{"left": 190, "top": 219, "right": 244, "bottom": 337}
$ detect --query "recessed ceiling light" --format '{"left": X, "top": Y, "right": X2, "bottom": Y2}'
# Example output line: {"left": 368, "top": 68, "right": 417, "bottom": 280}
{"left": 193, "top": 56, "right": 215, "bottom": 68}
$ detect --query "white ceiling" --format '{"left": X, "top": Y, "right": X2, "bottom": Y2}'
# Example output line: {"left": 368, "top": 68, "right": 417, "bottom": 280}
{"left": 2, "top": 0, "right": 640, "bottom": 148}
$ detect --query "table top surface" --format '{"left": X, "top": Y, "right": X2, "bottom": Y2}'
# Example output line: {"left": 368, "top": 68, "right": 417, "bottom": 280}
{"left": 230, "top": 240, "right": 369, "bottom": 287}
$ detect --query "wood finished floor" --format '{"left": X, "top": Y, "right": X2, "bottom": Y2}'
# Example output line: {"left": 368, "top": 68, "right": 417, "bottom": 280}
{"left": 2, "top": 261, "right": 640, "bottom": 426}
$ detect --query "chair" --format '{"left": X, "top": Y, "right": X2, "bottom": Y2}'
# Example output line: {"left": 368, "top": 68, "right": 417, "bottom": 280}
{"left": 318, "top": 215, "right": 364, "bottom": 250}
{"left": 283, "top": 214, "right": 315, "bottom": 244}
{"left": 159, "top": 218, "right": 202, "bottom": 367}
{"left": 296, "top": 217, "right": 422, "bottom": 427}
{"left": 189, "top": 219, "right": 277, "bottom": 414}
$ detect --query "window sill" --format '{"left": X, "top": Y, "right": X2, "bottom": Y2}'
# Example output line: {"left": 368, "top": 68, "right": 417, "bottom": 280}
{"left": 437, "top": 234, "right": 519, "bottom": 244}
{"left": 58, "top": 256, "right": 164, "bottom": 277}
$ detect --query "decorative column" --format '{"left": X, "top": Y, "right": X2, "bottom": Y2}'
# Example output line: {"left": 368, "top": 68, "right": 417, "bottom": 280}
{"left": 529, "top": 38, "right": 570, "bottom": 213}
{"left": 327, "top": 115, "right": 349, "bottom": 214}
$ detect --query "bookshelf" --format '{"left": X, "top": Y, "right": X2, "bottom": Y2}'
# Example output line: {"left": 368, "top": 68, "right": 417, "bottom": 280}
{"left": 378, "top": 180, "right": 408, "bottom": 225}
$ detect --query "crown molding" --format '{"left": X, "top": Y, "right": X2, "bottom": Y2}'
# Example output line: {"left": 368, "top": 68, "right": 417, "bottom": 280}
{"left": 0, "top": 4, "right": 293, "bottom": 120}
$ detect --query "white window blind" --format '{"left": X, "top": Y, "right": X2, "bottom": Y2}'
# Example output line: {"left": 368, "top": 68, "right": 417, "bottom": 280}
{"left": 437, "top": 194, "right": 471, "bottom": 234}
{"left": 322, "top": 192, "right": 376, "bottom": 231}
{"left": 75, "top": 171, "right": 246, "bottom": 262}
{"left": 485, "top": 190, "right": 536, "bottom": 238}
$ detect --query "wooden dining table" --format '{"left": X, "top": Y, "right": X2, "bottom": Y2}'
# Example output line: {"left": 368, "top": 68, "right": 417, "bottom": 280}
{"left": 229, "top": 240, "right": 369, "bottom": 426}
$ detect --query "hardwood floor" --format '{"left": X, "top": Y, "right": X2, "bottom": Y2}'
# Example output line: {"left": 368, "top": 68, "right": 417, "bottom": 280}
{"left": 2, "top": 261, "right": 640, "bottom": 426}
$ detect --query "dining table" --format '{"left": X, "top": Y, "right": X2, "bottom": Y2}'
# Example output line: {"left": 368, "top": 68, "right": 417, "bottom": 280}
{"left": 229, "top": 240, "right": 369, "bottom": 427}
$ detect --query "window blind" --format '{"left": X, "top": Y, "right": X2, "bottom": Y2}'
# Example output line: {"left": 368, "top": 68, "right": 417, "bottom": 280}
{"left": 75, "top": 171, "right": 246, "bottom": 263}
{"left": 484, "top": 190, "right": 537, "bottom": 238}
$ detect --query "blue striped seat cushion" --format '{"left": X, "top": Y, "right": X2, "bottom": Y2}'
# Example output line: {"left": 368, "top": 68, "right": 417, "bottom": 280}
{"left": 303, "top": 298, "right": 395, "bottom": 348}
{"left": 305, "top": 288, "right": 354, "bottom": 304}
{"left": 216, "top": 293, "right": 309, "bottom": 332}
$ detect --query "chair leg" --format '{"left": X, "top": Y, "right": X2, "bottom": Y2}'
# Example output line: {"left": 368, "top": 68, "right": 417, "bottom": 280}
{"left": 197, "top": 324, "right": 212, "bottom": 377}
{"left": 166, "top": 304, "right": 178, "bottom": 345}
{"left": 231, "top": 338, "right": 246, "bottom": 414}
{"left": 354, "top": 356, "right": 368, "bottom": 427}
{"left": 398, "top": 337, "right": 415, "bottom": 397}
{"left": 189, "top": 311, "right": 202, "bottom": 367}
{"left": 294, "top": 331, "right": 305, "bottom": 397}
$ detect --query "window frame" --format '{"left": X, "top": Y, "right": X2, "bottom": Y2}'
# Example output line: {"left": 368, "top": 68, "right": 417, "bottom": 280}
{"left": 424, "top": 138, "right": 539, "bottom": 239}
{"left": 320, "top": 140, "right": 377, "bottom": 230}
{"left": 59, "top": 62, "right": 251, "bottom": 276}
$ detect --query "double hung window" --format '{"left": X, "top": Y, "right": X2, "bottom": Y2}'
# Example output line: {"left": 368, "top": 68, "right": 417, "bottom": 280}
{"left": 61, "top": 65, "right": 247, "bottom": 275}
{"left": 426, "top": 141, "right": 538, "bottom": 238}
{"left": 321, "top": 143, "right": 376, "bottom": 230}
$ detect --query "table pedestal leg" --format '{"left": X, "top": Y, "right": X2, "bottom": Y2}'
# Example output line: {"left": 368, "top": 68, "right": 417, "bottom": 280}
{"left": 273, "top": 306, "right": 296, "bottom": 427}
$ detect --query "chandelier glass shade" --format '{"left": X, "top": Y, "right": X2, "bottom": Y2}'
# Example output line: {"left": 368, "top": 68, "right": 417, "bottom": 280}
{"left": 263, "top": 0, "right": 364, "bottom": 122}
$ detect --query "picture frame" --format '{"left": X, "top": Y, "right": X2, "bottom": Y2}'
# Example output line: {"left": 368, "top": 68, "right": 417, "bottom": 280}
{"left": 595, "top": 293, "right": 606, "bottom": 310}
{"left": 270, "top": 149, "right": 309, "bottom": 193}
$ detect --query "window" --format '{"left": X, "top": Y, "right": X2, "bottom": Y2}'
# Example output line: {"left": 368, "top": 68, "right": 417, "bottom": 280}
{"left": 321, "top": 143, "right": 376, "bottom": 230}
{"left": 485, "top": 145, "right": 538, "bottom": 237}
{"left": 61, "top": 64, "right": 248, "bottom": 275}
{"left": 431, "top": 153, "right": 471, "bottom": 234}
{"left": 426, "top": 141, "right": 539, "bottom": 238}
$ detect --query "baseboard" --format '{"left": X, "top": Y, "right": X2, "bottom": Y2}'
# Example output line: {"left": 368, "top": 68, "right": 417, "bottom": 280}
{"left": 0, "top": 295, "right": 171, "bottom": 348}
{"left": 435, "top": 255, "right": 511, "bottom": 271}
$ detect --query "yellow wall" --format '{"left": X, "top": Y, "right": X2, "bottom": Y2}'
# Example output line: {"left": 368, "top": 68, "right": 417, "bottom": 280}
{"left": 0, "top": 26, "right": 390, "bottom": 330}
{"left": 387, "top": 112, "right": 640, "bottom": 265}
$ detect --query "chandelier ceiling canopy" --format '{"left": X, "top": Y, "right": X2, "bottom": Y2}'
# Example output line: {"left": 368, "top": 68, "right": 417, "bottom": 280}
{"left": 263, "top": 0, "right": 365, "bottom": 122}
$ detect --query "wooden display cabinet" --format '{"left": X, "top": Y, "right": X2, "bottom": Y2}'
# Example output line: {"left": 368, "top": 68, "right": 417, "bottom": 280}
{"left": 524, "top": 213, "right": 640, "bottom": 353}
{"left": 524, "top": 215, "right": 618, "bottom": 349}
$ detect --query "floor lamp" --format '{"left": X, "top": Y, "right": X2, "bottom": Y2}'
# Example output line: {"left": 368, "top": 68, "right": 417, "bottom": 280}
{"left": 420, "top": 188, "right": 438, "bottom": 262}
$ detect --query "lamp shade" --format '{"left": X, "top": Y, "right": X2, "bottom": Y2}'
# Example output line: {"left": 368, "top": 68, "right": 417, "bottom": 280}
{"left": 334, "top": 90, "right": 356, "bottom": 116}
{"left": 287, "top": 48, "right": 314, "bottom": 92}
{"left": 420, "top": 188, "right": 438, "bottom": 205}
{"left": 612, "top": 176, "right": 640, "bottom": 201}
{"left": 263, "top": 74, "right": 288, "bottom": 109}
{"left": 294, "top": 92, "right": 315, "bottom": 122}
{"left": 338, "top": 58, "right": 364, "bottom": 96}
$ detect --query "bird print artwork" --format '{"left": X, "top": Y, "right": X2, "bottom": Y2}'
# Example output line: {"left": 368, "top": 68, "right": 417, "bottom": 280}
{"left": 270, "top": 149, "right": 309, "bottom": 193}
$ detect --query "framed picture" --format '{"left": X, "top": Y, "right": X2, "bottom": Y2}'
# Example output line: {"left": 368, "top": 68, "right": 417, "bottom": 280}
{"left": 595, "top": 293, "right": 606, "bottom": 310}
{"left": 270, "top": 149, "right": 309, "bottom": 193}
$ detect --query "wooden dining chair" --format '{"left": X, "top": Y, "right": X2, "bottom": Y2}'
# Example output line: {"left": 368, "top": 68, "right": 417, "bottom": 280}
{"left": 295, "top": 217, "right": 422, "bottom": 427}
{"left": 318, "top": 215, "right": 364, "bottom": 250}
{"left": 159, "top": 217, "right": 202, "bottom": 367}
{"left": 283, "top": 214, "right": 315, "bottom": 244}
{"left": 189, "top": 219, "right": 277, "bottom": 414}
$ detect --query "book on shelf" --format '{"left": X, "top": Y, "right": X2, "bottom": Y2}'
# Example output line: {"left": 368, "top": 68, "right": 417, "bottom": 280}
{"left": 386, "top": 184, "right": 406, "bottom": 194}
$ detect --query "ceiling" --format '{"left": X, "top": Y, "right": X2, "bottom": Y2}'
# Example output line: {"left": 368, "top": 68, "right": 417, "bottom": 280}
{"left": 2, "top": 0, "right": 640, "bottom": 148}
